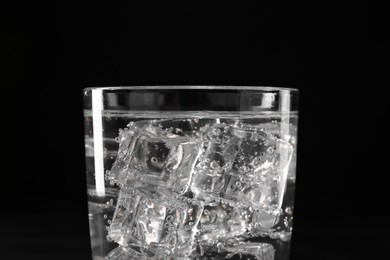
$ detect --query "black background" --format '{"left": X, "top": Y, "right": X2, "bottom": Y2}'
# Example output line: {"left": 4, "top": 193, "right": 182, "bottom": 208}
{"left": 1, "top": 1, "right": 388, "bottom": 259}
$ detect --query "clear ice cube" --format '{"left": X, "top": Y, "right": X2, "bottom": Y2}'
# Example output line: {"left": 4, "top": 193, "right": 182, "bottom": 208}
{"left": 108, "top": 191, "right": 179, "bottom": 253}
{"left": 190, "top": 122, "right": 293, "bottom": 237}
{"left": 191, "top": 124, "right": 240, "bottom": 200}
{"left": 108, "top": 190, "right": 204, "bottom": 258}
{"left": 108, "top": 191, "right": 142, "bottom": 247}
{"left": 232, "top": 128, "right": 293, "bottom": 212}
{"left": 106, "top": 120, "right": 201, "bottom": 196}
{"left": 192, "top": 123, "right": 293, "bottom": 212}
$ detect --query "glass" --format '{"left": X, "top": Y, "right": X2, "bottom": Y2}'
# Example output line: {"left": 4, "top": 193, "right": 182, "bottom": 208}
{"left": 83, "top": 86, "right": 299, "bottom": 260}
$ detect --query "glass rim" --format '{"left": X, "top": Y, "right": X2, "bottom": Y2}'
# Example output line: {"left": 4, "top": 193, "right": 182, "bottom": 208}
{"left": 83, "top": 85, "right": 299, "bottom": 93}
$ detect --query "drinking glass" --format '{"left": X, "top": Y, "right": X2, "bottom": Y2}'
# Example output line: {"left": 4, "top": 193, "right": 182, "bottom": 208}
{"left": 83, "top": 86, "right": 299, "bottom": 260}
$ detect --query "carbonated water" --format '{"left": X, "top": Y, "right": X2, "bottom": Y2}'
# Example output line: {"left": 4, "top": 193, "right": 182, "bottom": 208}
{"left": 85, "top": 111, "right": 297, "bottom": 260}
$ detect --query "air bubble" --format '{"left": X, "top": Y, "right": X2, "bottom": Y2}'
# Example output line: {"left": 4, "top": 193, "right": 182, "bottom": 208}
{"left": 267, "top": 146, "right": 275, "bottom": 154}
{"left": 180, "top": 185, "right": 188, "bottom": 194}
{"left": 209, "top": 212, "right": 218, "bottom": 224}
{"left": 212, "top": 128, "right": 222, "bottom": 136}
{"left": 284, "top": 217, "right": 290, "bottom": 227}
{"left": 210, "top": 161, "right": 219, "bottom": 169}
{"left": 151, "top": 157, "right": 158, "bottom": 164}
{"left": 254, "top": 223, "right": 264, "bottom": 229}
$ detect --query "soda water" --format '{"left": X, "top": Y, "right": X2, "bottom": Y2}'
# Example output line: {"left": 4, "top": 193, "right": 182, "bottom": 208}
{"left": 85, "top": 111, "right": 297, "bottom": 260}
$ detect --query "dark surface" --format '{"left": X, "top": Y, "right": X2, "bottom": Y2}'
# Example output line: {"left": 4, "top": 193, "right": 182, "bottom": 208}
{"left": 1, "top": 1, "right": 388, "bottom": 259}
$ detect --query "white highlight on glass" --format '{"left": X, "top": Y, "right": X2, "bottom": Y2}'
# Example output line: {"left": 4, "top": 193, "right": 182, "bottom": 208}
{"left": 92, "top": 89, "right": 105, "bottom": 196}
{"left": 278, "top": 90, "right": 291, "bottom": 209}
{"left": 261, "top": 93, "right": 275, "bottom": 108}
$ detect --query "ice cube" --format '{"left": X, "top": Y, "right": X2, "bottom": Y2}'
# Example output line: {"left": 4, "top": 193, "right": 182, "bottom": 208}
{"left": 225, "top": 126, "right": 293, "bottom": 234}
{"left": 190, "top": 123, "right": 293, "bottom": 238}
{"left": 191, "top": 123, "right": 293, "bottom": 214}
{"left": 108, "top": 191, "right": 142, "bottom": 246}
{"left": 108, "top": 191, "right": 180, "bottom": 253}
{"left": 108, "top": 190, "right": 204, "bottom": 258}
{"left": 196, "top": 242, "right": 274, "bottom": 260}
{"left": 106, "top": 120, "right": 201, "bottom": 196}
{"left": 191, "top": 124, "right": 240, "bottom": 199}
{"left": 226, "top": 126, "right": 293, "bottom": 211}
